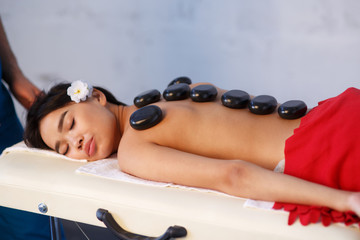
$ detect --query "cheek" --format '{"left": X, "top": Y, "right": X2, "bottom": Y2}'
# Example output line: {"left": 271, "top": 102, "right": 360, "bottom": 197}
{"left": 97, "top": 120, "right": 116, "bottom": 144}
{"left": 94, "top": 109, "right": 116, "bottom": 132}
{"left": 95, "top": 115, "right": 117, "bottom": 154}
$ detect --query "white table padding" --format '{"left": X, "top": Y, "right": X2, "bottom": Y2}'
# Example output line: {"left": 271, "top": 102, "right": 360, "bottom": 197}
{"left": 0, "top": 150, "right": 359, "bottom": 239}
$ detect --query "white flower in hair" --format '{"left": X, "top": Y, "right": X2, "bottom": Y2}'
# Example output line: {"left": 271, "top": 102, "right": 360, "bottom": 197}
{"left": 67, "top": 80, "right": 93, "bottom": 103}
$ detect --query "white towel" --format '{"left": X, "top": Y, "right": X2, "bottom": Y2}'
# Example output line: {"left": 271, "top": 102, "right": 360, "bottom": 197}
{"left": 76, "top": 157, "right": 232, "bottom": 195}
{"left": 76, "top": 157, "right": 172, "bottom": 188}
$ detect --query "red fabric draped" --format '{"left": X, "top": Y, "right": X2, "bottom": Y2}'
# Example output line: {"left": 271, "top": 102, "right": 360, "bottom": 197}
{"left": 273, "top": 87, "right": 360, "bottom": 226}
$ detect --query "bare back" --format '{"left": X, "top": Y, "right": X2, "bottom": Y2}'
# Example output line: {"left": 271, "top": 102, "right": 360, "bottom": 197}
{"left": 119, "top": 84, "right": 301, "bottom": 170}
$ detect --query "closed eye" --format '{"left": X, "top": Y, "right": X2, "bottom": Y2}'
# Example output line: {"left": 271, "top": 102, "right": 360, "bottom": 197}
{"left": 70, "top": 119, "right": 75, "bottom": 130}
{"left": 63, "top": 145, "right": 69, "bottom": 156}
{"left": 62, "top": 119, "right": 74, "bottom": 155}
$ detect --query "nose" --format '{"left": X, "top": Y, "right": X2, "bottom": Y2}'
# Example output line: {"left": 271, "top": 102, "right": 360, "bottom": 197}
{"left": 67, "top": 133, "right": 84, "bottom": 150}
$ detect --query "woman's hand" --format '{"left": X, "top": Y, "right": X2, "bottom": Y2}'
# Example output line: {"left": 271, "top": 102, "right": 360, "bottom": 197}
{"left": 9, "top": 75, "right": 41, "bottom": 109}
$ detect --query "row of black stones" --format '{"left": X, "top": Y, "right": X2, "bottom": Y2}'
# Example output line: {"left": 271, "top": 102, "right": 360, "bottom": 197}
{"left": 130, "top": 77, "right": 307, "bottom": 130}
{"left": 133, "top": 78, "right": 218, "bottom": 107}
{"left": 228, "top": 93, "right": 308, "bottom": 119}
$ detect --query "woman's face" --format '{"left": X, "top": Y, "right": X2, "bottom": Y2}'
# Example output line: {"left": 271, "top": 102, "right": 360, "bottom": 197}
{"left": 39, "top": 95, "right": 118, "bottom": 161}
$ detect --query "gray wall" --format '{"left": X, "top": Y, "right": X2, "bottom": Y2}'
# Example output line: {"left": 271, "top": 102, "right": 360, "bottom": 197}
{"left": 1, "top": 0, "right": 360, "bottom": 124}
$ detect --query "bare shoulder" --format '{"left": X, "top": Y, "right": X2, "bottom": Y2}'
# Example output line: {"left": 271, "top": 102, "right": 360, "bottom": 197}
{"left": 116, "top": 126, "right": 168, "bottom": 180}
{"left": 117, "top": 129, "right": 147, "bottom": 172}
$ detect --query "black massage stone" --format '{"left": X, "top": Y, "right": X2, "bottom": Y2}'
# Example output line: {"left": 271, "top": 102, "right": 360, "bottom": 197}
{"left": 130, "top": 105, "right": 163, "bottom": 130}
{"left": 168, "top": 76, "right": 192, "bottom": 87}
{"left": 163, "top": 83, "right": 191, "bottom": 101}
{"left": 190, "top": 84, "right": 218, "bottom": 102}
{"left": 221, "top": 90, "right": 250, "bottom": 109}
{"left": 278, "top": 100, "right": 307, "bottom": 119}
{"left": 248, "top": 95, "right": 277, "bottom": 115}
{"left": 133, "top": 89, "right": 161, "bottom": 108}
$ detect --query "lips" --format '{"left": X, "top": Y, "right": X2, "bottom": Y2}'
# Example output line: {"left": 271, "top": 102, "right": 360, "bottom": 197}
{"left": 85, "top": 137, "right": 95, "bottom": 157}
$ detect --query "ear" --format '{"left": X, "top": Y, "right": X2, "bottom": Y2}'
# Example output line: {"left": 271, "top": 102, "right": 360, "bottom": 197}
{"left": 91, "top": 88, "right": 107, "bottom": 106}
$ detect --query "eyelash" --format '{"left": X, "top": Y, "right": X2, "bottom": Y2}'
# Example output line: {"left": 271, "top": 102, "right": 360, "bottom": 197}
{"left": 70, "top": 119, "right": 75, "bottom": 130}
{"left": 63, "top": 146, "right": 69, "bottom": 156}
{"left": 63, "top": 119, "right": 75, "bottom": 155}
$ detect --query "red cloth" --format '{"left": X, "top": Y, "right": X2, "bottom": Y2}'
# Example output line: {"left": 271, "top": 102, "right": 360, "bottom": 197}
{"left": 273, "top": 87, "right": 360, "bottom": 226}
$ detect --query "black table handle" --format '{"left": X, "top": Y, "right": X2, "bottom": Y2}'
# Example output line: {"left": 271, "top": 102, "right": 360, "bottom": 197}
{"left": 96, "top": 208, "right": 187, "bottom": 240}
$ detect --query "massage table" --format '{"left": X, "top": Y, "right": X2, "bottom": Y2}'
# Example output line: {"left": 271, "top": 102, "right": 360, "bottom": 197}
{"left": 0, "top": 143, "right": 359, "bottom": 239}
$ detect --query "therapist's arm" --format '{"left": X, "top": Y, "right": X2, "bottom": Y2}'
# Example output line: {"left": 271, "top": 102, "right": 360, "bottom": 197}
{"left": 0, "top": 16, "right": 40, "bottom": 109}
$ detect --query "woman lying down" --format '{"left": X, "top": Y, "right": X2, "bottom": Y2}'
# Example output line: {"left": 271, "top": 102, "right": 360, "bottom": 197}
{"left": 24, "top": 79, "right": 360, "bottom": 227}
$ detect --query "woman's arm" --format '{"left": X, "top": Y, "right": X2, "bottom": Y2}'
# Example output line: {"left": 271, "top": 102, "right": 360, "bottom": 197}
{"left": 118, "top": 139, "right": 354, "bottom": 214}
{"left": 0, "top": 16, "right": 40, "bottom": 109}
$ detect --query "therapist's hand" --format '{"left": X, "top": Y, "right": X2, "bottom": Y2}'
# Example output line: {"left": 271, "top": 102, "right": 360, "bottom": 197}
{"left": 9, "top": 75, "right": 41, "bottom": 109}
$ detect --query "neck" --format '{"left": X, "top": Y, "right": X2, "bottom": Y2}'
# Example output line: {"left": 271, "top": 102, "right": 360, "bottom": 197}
{"left": 110, "top": 103, "right": 136, "bottom": 152}
{"left": 117, "top": 104, "right": 137, "bottom": 136}
{"left": 117, "top": 105, "right": 125, "bottom": 137}
{"left": 107, "top": 103, "right": 122, "bottom": 153}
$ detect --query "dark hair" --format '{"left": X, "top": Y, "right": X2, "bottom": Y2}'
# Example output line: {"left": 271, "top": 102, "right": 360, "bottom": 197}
{"left": 24, "top": 83, "right": 126, "bottom": 150}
